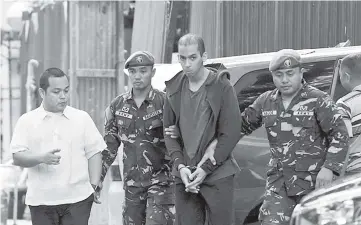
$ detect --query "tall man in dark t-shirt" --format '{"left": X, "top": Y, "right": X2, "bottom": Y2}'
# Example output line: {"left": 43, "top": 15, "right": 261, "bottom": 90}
{"left": 163, "top": 33, "right": 242, "bottom": 225}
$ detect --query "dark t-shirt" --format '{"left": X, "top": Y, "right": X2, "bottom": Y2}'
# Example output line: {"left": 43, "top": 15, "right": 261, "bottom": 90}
{"left": 179, "top": 73, "right": 212, "bottom": 159}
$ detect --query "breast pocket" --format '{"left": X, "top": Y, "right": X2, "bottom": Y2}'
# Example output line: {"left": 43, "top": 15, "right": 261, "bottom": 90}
{"left": 291, "top": 115, "right": 315, "bottom": 140}
{"left": 264, "top": 116, "right": 278, "bottom": 144}
{"left": 145, "top": 117, "right": 164, "bottom": 142}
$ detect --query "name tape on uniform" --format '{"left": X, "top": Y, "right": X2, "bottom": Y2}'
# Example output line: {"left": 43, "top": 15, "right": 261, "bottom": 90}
{"left": 143, "top": 109, "right": 162, "bottom": 120}
{"left": 262, "top": 110, "right": 277, "bottom": 116}
{"left": 293, "top": 111, "right": 314, "bottom": 116}
{"left": 115, "top": 111, "right": 133, "bottom": 119}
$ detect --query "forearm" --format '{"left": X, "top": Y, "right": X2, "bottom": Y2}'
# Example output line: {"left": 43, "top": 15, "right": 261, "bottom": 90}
{"left": 88, "top": 152, "right": 102, "bottom": 185}
{"left": 13, "top": 151, "right": 43, "bottom": 168}
{"left": 100, "top": 144, "right": 119, "bottom": 183}
{"left": 200, "top": 132, "right": 243, "bottom": 173}
{"left": 164, "top": 135, "right": 184, "bottom": 169}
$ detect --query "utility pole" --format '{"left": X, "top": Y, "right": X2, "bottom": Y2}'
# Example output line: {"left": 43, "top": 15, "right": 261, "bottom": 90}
{"left": 8, "top": 37, "right": 13, "bottom": 137}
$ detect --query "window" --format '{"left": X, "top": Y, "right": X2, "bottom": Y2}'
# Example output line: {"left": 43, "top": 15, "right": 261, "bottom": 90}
{"left": 235, "top": 60, "right": 336, "bottom": 112}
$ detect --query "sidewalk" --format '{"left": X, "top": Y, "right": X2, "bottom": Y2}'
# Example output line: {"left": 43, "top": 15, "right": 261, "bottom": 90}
{"left": 6, "top": 220, "right": 32, "bottom": 225}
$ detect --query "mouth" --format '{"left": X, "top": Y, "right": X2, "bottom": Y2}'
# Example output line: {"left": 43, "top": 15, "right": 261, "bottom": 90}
{"left": 281, "top": 86, "right": 291, "bottom": 89}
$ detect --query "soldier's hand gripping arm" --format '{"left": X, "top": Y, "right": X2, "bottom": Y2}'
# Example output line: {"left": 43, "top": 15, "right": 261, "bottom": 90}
{"left": 198, "top": 91, "right": 267, "bottom": 168}
{"left": 316, "top": 94, "right": 349, "bottom": 175}
{"left": 100, "top": 101, "right": 122, "bottom": 183}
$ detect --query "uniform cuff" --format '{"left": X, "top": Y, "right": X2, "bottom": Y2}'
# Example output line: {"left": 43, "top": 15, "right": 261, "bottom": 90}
{"left": 323, "top": 160, "right": 343, "bottom": 176}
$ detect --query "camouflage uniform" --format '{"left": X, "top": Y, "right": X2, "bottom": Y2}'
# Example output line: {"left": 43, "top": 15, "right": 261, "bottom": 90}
{"left": 241, "top": 82, "right": 349, "bottom": 223}
{"left": 337, "top": 85, "right": 361, "bottom": 174}
{"left": 101, "top": 88, "right": 175, "bottom": 225}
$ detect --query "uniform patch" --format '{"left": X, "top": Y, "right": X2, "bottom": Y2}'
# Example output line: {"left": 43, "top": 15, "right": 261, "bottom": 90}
{"left": 115, "top": 111, "right": 133, "bottom": 119}
{"left": 121, "top": 106, "right": 130, "bottom": 113}
{"left": 262, "top": 110, "right": 277, "bottom": 116}
{"left": 143, "top": 109, "right": 162, "bottom": 120}
{"left": 293, "top": 111, "right": 314, "bottom": 116}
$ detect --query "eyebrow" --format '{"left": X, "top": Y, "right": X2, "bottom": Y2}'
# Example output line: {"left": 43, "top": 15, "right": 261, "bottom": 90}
{"left": 179, "top": 54, "right": 197, "bottom": 58}
{"left": 53, "top": 86, "right": 70, "bottom": 90}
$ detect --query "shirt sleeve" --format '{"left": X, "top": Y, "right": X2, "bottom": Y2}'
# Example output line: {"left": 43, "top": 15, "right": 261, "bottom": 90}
{"left": 240, "top": 92, "right": 267, "bottom": 135}
{"left": 10, "top": 115, "right": 30, "bottom": 154}
{"left": 83, "top": 112, "right": 107, "bottom": 159}
{"left": 101, "top": 100, "right": 122, "bottom": 182}
{"left": 336, "top": 99, "right": 353, "bottom": 137}
{"left": 200, "top": 83, "right": 242, "bottom": 174}
{"left": 316, "top": 94, "right": 349, "bottom": 174}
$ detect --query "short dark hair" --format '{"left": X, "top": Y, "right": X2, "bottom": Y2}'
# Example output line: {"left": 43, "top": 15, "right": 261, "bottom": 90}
{"left": 178, "top": 33, "right": 205, "bottom": 55}
{"left": 39, "top": 68, "right": 69, "bottom": 91}
{"left": 340, "top": 53, "right": 361, "bottom": 78}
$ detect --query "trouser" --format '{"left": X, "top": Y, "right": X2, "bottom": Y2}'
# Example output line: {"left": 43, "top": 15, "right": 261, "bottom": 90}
{"left": 259, "top": 186, "right": 305, "bottom": 225}
{"left": 174, "top": 175, "right": 235, "bottom": 225}
{"left": 29, "top": 194, "right": 93, "bottom": 225}
{"left": 123, "top": 181, "right": 175, "bottom": 225}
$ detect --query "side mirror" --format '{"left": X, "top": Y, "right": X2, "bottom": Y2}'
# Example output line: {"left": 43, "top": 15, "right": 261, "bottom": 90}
{"left": 334, "top": 40, "right": 351, "bottom": 48}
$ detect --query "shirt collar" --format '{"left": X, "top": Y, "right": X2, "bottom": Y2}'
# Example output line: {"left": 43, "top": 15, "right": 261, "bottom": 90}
{"left": 38, "top": 103, "right": 71, "bottom": 120}
{"left": 353, "top": 84, "right": 361, "bottom": 92}
{"left": 124, "top": 87, "right": 156, "bottom": 103}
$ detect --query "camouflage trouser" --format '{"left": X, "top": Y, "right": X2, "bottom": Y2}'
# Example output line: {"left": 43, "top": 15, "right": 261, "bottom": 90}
{"left": 123, "top": 181, "right": 175, "bottom": 225}
{"left": 259, "top": 186, "right": 304, "bottom": 225}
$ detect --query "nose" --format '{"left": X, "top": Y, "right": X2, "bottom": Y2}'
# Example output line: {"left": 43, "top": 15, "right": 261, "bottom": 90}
{"left": 59, "top": 91, "right": 66, "bottom": 99}
{"left": 185, "top": 59, "right": 191, "bottom": 68}
{"left": 280, "top": 74, "right": 289, "bottom": 83}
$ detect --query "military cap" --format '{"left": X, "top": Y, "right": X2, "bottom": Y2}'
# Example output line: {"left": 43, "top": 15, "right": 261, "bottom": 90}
{"left": 124, "top": 51, "right": 155, "bottom": 69}
{"left": 269, "top": 49, "right": 302, "bottom": 72}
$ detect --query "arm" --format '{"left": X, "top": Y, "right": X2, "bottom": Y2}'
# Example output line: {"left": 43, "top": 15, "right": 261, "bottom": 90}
{"left": 200, "top": 90, "right": 266, "bottom": 173}
{"left": 13, "top": 151, "right": 44, "bottom": 168}
{"left": 163, "top": 95, "right": 184, "bottom": 171}
{"left": 100, "top": 103, "right": 122, "bottom": 183}
{"left": 200, "top": 84, "right": 242, "bottom": 174}
{"left": 88, "top": 153, "right": 102, "bottom": 186}
{"left": 336, "top": 99, "right": 353, "bottom": 138}
{"left": 316, "top": 94, "right": 349, "bottom": 175}
{"left": 83, "top": 112, "right": 107, "bottom": 186}
{"left": 11, "top": 115, "right": 42, "bottom": 167}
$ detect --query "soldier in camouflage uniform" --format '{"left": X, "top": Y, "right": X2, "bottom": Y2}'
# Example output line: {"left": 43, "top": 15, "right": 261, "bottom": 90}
{"left": 100, "top": 51, "right": 175, "bottom": 225}
{"left": 336, "top": 53, "right": 361, "bottom": 174}
{"left": 204, "top": 49, "right": 349, "bottom": 225}
{"left": 245, "top": 49, "right": 349, "bottom": 225}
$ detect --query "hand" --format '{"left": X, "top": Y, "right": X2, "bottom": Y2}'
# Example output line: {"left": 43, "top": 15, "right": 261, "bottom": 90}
{"left": 92, "top": 183, "right": 102, "bottom": 204}
{"left": 316, "top": 167, "right": 334, "bottom": 189}
{"left": 179, "top": 166, "right": 198, "bottom": 193}
{"left": 187, "top": 167, "right": 207, "bottom": 191}
{"left": 164, "top": 125, "right": 180, "bottom": 138}
{"left": 197, "top": 140, "right": 217, "bottom": 167}
{"left": 41, "top": 149, "right": 61, "bottom": 165}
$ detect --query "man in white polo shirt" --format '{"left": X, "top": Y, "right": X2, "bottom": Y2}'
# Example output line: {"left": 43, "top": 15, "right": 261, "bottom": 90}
{"left": 10, "top": 68, "right": 106, "bottom": 225}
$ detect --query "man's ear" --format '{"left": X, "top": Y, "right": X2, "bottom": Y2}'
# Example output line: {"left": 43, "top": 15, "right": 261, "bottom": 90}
{"left": 202, "top": 52, "right": 208, "bottom": 63}
{"left": 151, "top": 67, "right": 156, "bottom": 78}
{"left": 344, "top": 71, "right": 351, "bottom": 83}
{"left": 39, "top": 88, "right": 45, "bottom": 99}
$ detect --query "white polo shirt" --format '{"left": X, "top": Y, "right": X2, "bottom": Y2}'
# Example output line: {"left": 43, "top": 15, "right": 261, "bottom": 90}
{"left": 10, "top": 105, "right": 107, "bottom": 206}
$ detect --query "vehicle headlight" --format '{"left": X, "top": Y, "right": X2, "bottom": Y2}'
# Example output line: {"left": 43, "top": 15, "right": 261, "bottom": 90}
{"left": 292, "top": 192, "right": 361, "bottom": 225}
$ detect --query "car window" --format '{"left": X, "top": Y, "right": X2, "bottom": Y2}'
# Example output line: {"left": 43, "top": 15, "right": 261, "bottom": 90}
{"left": 332, "top": 76, "right": 348, "bottom": 102}
{"left": 235, "top": 60, "right": 336, "bottom": 112}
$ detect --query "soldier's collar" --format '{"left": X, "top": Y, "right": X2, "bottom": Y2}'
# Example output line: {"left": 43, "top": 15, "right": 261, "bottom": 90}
{"left": 124, "top": 87, "right": 155, "bottom": 103}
